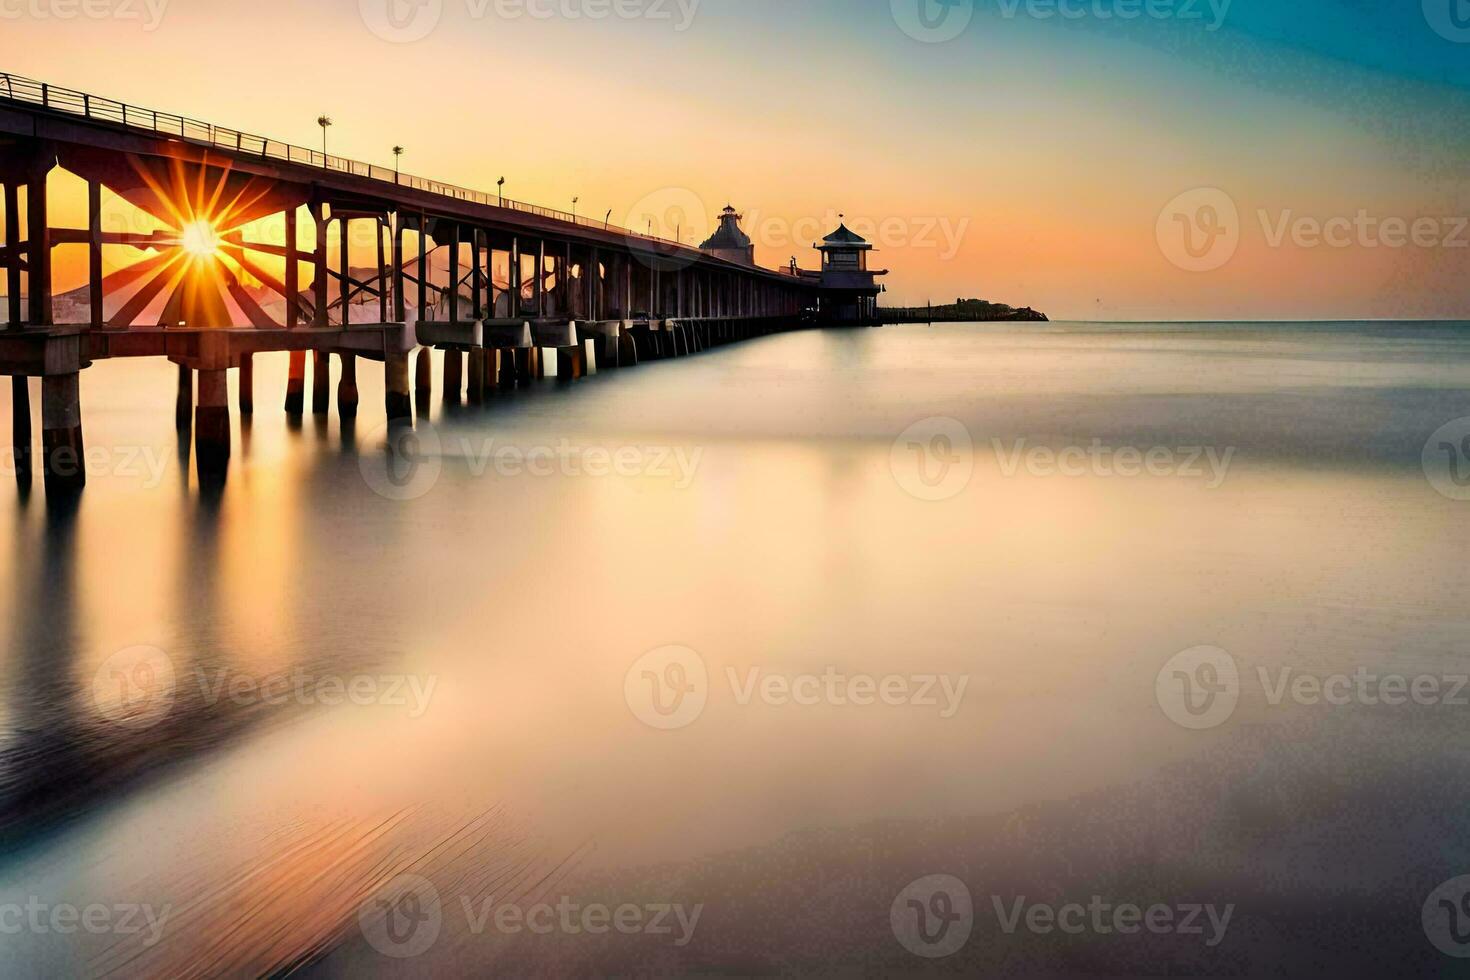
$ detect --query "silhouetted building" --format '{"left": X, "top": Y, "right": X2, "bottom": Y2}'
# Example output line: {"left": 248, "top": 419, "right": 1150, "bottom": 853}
{"left": 700, "top": 205, "right": 756, "bottom": 266}
{"left": 814, "top": 222, "right": 886, "bottom": 324}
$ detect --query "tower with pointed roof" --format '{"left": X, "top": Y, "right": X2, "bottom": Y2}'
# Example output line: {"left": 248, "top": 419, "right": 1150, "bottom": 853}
{"left": 699, "top": 204, "right": 755, "bottom": 266}
{"left": 815, "top": 219, "right": 887, "bottom": 324}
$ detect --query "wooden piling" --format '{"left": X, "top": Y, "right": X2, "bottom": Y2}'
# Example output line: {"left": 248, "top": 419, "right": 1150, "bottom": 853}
{"left": 11, "top": 376, "right": 31, "bottom": 484}
{"left": 195, "top": 368, "right": 230, "bottom": 476}
{"left": 175, "top": 363, "right": 193, "bottom": 431}
{"left": 385, "top": 352, "right": 411, "bottom": 423}
{"left": 41, "top": 373, "right": 84, "bottom": 495}
{"left": 443, "top": 350, "right": 463, "bottom": 405}
{"left": 285, "top": 350, "right": 306, "bottom": 415}
{"left": 338, "top": 353, "right": 359, "bottom": 418}
{"left": 415, "top": 347, "right": 433, "bottom": 409}
{"left": 4, "top": 183, "right": 20, "bottom": 327}
{"left": 467, "top": 350, "right": 485, "bottom": 404}
{"left": 239, "top": 354, "right": 254, "bottom": 415}
{"left": 312, "top": 350, "right": 331, "bottom": 415}
{"left": 497, "top": 349, "right": 517, "bottom": 391}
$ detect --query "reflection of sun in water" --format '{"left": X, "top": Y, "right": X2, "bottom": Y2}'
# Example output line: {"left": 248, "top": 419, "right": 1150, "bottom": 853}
{"left": 180, "top": 219, "right": 221, "bottom": 259}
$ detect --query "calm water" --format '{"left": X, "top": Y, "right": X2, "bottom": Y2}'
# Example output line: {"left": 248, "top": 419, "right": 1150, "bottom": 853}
{"left": 2, "top": 321, "right": 1470, "bottom": 977}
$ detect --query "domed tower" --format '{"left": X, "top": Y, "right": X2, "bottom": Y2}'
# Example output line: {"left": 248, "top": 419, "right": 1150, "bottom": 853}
{"left": 815, "top": 219, "right": 887, "bottom": 324}
{"left": 699, "top": 204, "right": 755, "bottom": 266}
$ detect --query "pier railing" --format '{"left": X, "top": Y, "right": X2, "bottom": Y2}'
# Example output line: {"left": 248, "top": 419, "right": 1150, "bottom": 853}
{"left": 0, "top": 71, "right": 691, "bottom": 252}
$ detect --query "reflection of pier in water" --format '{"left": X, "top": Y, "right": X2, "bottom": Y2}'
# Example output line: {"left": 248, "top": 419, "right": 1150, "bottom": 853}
{"left": 0, "top": 71, "right": 821, "bottom": 496}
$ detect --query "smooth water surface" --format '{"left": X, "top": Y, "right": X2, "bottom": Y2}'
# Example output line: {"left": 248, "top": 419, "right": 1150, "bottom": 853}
{"left": 2, "top": 321, "right": 1469, "bottom": 976}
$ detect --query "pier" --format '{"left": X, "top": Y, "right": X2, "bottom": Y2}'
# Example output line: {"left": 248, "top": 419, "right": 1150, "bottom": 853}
{"left": 0, "top": 72, "right": 820, "bottom": 496}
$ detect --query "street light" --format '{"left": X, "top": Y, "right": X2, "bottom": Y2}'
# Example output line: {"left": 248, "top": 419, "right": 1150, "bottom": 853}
{"left": 392, "top": 145, "right": 404, "bottom": 183}
{"left": 497, "top": 177, "right": 505, "bottom": 207}
{"left": 572, "top": 196, "right": 579, "bottom": 221}
{"left": 604, "top": 208, "right": 612, "bottom": 230}
{"left": 317, "top": 115, "right": 332, "bottom": 165}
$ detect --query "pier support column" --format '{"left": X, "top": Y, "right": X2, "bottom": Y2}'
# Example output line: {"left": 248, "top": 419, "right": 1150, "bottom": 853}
{"left": 415, "top": 348, "right": 433, "bottom": 410}
{"left": 285, "top": 351, "right": 306, "bottom": 415}
{"left": 195, "top": 368, "right": 230, "bottom": 477}
{"left": 41, "top": 373, "right": 84, "bottom": 496}
{"left": 557, "top": 344, "right": 587, "bottom": 381}
{"left": 11, "top": 377, "right": 32, "bottom": 484}
{"left": 497, "top": 349, "right": 516, "bottom": 391}
{"left": 467, "top": 349, "right": 485, "bottom": 404}
{"left": 513, "top": 348, "right": 533, "bottom": 385}
{"left": 175, "top": 363, "right": 192, "bottom": 431}
{"left": 385, "top": 352, "right": 412, "bottom": 423}
{"left": 238, "top": 354, "right": 254, "bottom": 416}
{"left": 443, "top": 350, "right": 463, "bottom": 405}
{"left": 5, "top": 183, "right": 21, "bottom": 327}
{"left": 486, "top": 349, "right": 500, "bottom": 392}
{"left": 338, "top": 353, "right": 360, "bottom": 419}
{"left": 312, "top": 350, "right": 331, "bottom": 415}
{"left": 618, "top": 322, "right": 638, "bottom": 367}
{"left": 27, "top": 167, "right": 52, "bottom": 327}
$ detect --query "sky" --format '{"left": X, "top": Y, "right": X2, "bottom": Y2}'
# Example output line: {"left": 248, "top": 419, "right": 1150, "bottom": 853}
{"left": 3, "top": 0, "right": 1470, "bottom": 319}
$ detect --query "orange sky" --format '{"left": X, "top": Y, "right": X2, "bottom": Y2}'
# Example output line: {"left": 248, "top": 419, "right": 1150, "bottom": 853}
{"left": 3, "top": 0, "right": 1470, "bottom": 319}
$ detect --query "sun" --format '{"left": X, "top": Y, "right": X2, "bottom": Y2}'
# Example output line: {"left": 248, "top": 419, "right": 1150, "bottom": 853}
{"left": 179, "top": 220, "right": 221, "bottom": 259}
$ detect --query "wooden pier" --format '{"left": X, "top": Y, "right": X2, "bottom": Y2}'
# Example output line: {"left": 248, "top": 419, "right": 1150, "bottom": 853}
{"left": 0, "top": 71, "right": 818, "bottom": 496}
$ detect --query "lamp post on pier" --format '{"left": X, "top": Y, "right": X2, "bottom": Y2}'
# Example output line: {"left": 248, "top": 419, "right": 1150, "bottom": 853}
{"left": 316, "top": 115, "right": 332, "bottom": 166}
